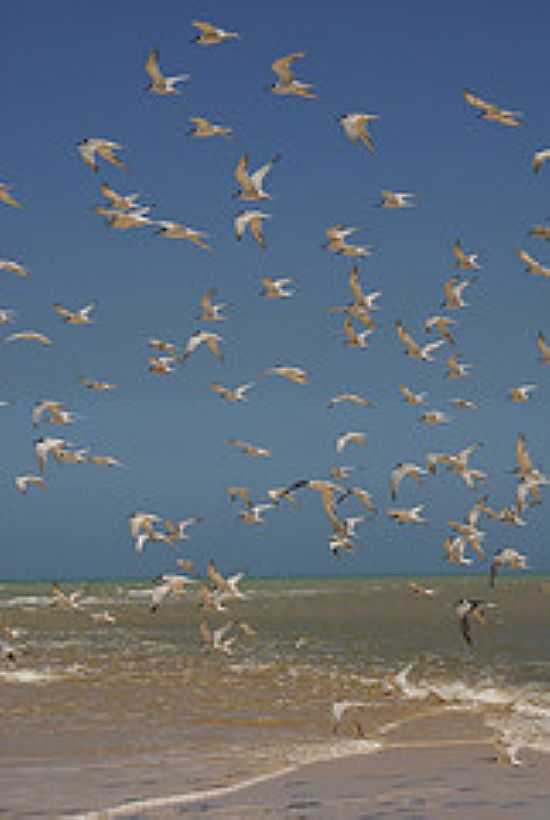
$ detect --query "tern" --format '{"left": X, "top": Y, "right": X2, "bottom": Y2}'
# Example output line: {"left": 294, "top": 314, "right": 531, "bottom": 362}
{"left": 452, "top": 238, "right": 481, "bottom": 270}
{"left": 156, "top": 220, "right": 212, "bottom": 251}
{"left": 455, "top": 598, "right": 486, "bottom": 646}
{"left": 77, "top": 138, "right": 125, "bottom": 173}
{"left": 234, "top": 153, "right": 281, "bottom": 201}
{"left": 339, "top": 113, "right": 379, "bottom": 152}
{"left": 386, "top": 505, "right": 427, "bottom": 524}
{"left": 0, "top": 259, "right": 30, "bottom": 277}
{"left": 192, "top": 20, "right": 239, "bottom": 45}
{"left": 260, "top": 276, "right": 295, "bottom": 299}
{"left": 270, "top": 52, "right": 316, "bottom": 99}
{"left": 0, "top": 182, "right": 22, "bottom": 208}
{"left": 390, "top": 462, "right": 428, "bottom": 500}
{"left": 145, "top": 48, "right": 190, "bottom": 95}
{"left": 15, "top": 474, "right": 46, "bottom": 494}
{"left": 52, "top": 301, "right": 96, "bottom": 325}
{"left": 335, "top": 431, "right": 366, "bottom": 453}
{"left": 234, "top": 209, "right": 271, "bottom": 249}
{"left": 188, "top": 117, "right": 233, "bottom": 138}
{"left": 395, "top": 320, "right": 445, "bottom": 361}
{"left": 490, "top": 548, "right": 528, "bottom": 587}
{"left": 463, "top": 89, "right": 523, "bottom": 126}
{"left": 210, "top": 382, "right": 254, "bottom": 402}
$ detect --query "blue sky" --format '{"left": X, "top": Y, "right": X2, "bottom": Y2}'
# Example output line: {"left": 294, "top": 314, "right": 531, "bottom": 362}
{"left": 2, "top": 0, "right": 550, "bottom": 580}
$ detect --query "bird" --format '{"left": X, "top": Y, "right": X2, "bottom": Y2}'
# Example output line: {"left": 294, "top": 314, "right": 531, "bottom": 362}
{"left": 284, "top": 479, "right": 347, "bottom": 535}
{"left": 446, "top": 353, "right": 472, "bottom": 379}
{"left": 395, "top": 320, "right": 445, "bottom": 361}
{"left": 210, "top": 382, "right": 254, "bottom": 402}
{"left": 532, "top": 148, "right": 550, "bottom": 173}
{"left": 0, "top": 259, "right": 30, "bottom": 277}
{"left": 455, "top": 598, "right": 486, "bottom": 646}
{"left": 424, "top": 315, "right": 457, "bottom": 344}
{"left": 15, "top": 474, "right": 46, "bottom": 494}
{"left": 192, "top": 20, "right": 239, "bottom": 45}
{"left": 80, "top": 378, "right": 118, "bottom": 392}
{"left": 509, "top": 384, "right": 537, "bottom": 403}
{"left": 227, "top": 439, "right": 271, "bottom": 458}
{"left": 239, "top": 503, "right": 275, "bottom": 524}
{"left": 386, "top": 505, "right": 427, "bottom": 524}
{"left": 270, "top": 52, "right": 316, "bottom": 98}
{"left": 200, "top": 619, "right": 237, "bottom": 655}
{"left": 443, "top": 535, "right": 473, "bottom": 567}
{"left": 144, "top": 48, "right": 190, "bottom": 95}
{"left": 379, "top": 190, "right": 415, "bottom": 208}
{"left": 335, "top": 431, "right": 366, "bottom": 453}
{"left": 234, "top": 209, "right": 271, "bottom": 249}
{"left": 181, "top": 330, "right": 223, "bottom": 363}
{"left": 490, "top": 548, "right": 528, "bottom": 587}
{"left": 77, "top": 138, "right": 125, "bottom": 172}
{"left": 50, "top": 582, "right": 84, "bottom": 610}
{"left": 34, "top": 436, "right": 70, "bottom": 473}
{"left": 52, "top": 301, "right": 96, "bottom": 325}
{"left": 206, "top": 559, "right": 247, "bottom": 602}
{"left": 390, "top": 462, "right": 428, "bottom": 500}
{"left": 0, "top": 182, "right": 22, "bottom": 208}
{"left": 518, "top": 249, "right": 550, "bottom": 278}
{"left": 529, "top": 223, "right": 550, "bottom": 240}
{"left": 323, "top": 225, "right": 373, "bottom": 257}
{"left": 234, "top": 153, "right": 281, "bottom": 201}
{"left": 150, "top": 574, "right": 197, "bottom": 612}
{"left": 537, "top": 331, "right": 550, "bottom": 364}
{"left": 0, "top": 308, "right": 15, "bottom": 325}
{"left": 452, "top": 239, "right": 481, "bottom": 270}
{"left": 98, "top": 205, "right": 154, "bottom": 230}
{"left": 342, "top": 317, "right": 374, "bottom": 349}
{"left": 156, "top": 221, "right": 212, "bottom": 251}
{"left": 265, "top": 366, "right": 309, "bottom": 384}
{"left": 98, "top": 182, "right": 141, "bottom": 211}
{"left": 199, "top": 288, "right": 228, "bottom": 321}
{"left": 4, "top": 331, "right": 53, "bottom": 346}
{"left": 463, "top": 89, "right": 523, "bottom": 126}
{"left": 260, "top": 276, "right": 295, "bottom": 299}
{"left": 188, "top": 117, "right": 233, "bottom": 138}
{"left": 399, "top": 385, "right": 427, "bottom": 406}
{"left": 408, "top": 582, "right": 436, "bottom": 598}
{"left": 328, "top": 393, "right": 371, "bottom": 409}
{"left": 339, "top": 113, "right": 379, "bottom": 152}
{"left": 450, "top": 398, "right": 478, "bottom": 411}
{"left": 148, "top": 355, "right": 177, "bottom": 375}
{"left": 442, "top": 275, "right": 477, "bottom": 309}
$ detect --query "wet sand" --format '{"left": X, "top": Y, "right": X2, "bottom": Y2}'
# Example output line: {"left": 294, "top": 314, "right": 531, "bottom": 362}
{"left": 3, "top": 712, "right": 550, "bottom": 818}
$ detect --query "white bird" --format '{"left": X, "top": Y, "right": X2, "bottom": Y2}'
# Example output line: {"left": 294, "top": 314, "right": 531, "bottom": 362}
{"left": 455, "top": 598, "right": 485, "bottom": 646}
{"left": 239, "top": 503, "right": 275, "bottom": 524}
{"left": 509, "top": 384, "right": 537, "bottom": 403}
{"left": 399, "top": 385, "right": 427, "bottom": 406}
{"left": 490, "top": 548, "right": 528, "bottom": 587}
{"left": 390, "top": 462, "right": 428, "bottom": 500}
{"left": 15, "top": 474, "right": 46, "bottom": 494}
{"left": 210, "top": 382, "right": 254, "bottom": 402}
{"left": 234, "top": 209, "right": 271, "bottom": 249}
{"left": 463, "top": 89, "right": 523, "bottom": 126}
{"left": 199, "top": 288, "right": 228, "bottom": 321}
{"left": 270, "top": 52, "right": 316, "bottom": 99}
{"left": 0, "top": 259, "right": 30, "bottom": 277}
{"left": 265, "top": 366, "right": 309, "bottom": 384}
{"left": 34, "top": 436, "right": 68, "bottom": 473}
{"left": 339, "top": 113, "right": 379, "bottom": 152}
{"left": 0, "top": 307, "right": 15, "bottom": 324}
{"left": 260, "top": 276, "right": 295, "bottom": 299}
{"left": 77, "top": 138, "right": 125, "bottom": 173}
{"left": 188, "top": 117, "right": 233, "bottom": 138}
{"left": 145, "top": 48, "right": 190, "bottom": 95}
{"left": 532, "top": 148, "right": 550, "bottom": 174}
{"left": 192, "top": 20, "right": 240, "bottom": 45}
{"left": 446, "top": 353, "right": 472, "bottom": 379}
{"left": 52, "top": 301, "right": 96, "bottom": 325}
{"left": 335, "top": 431, "right": 366, "bottom": 453}
{"left": 386, "top": 505, "right": 427, "bottom": 524}
{"left": 452, "top": 238, "right": 481, "bottom": 270}
{"left": 150, "top": 574, "right": 197, "bottom": 612}
{"left": 518, "top": 249, "right": 550, "bottom": 278}
{"left": 420, "top": 410, "right": 451, "bottom": 425}
{"left": 181, "top": 330, "right": 223, "bottom": 363}
{"left": 424, "top": 315, "right": 458, "bottom": 345}
{"left": 200, "top": 619, "right": 237, "bottom": 654}
{"left": 227, "top": 439, "right": 271, "bottom": 458}
{"left": 328, "top": 392, "right": 371, "bottom": 409}
{"left": 0, "top": 182, "right": 22, "bottom": 208}
{"left": 156, "top": 221, "right": 212, "bottom": 251}
{"left": 5, "top": 330, "right": 53, "bottom": 346}
{"left": 234, "top": 153, "right": 281, "bottom": 201}
{"left": 450, "top": 398, "right": 478, "bottom": 411}
{"left": 395, "top": 321, "right": 445, "bottom": 361}
{"left": 442, "top": 275, "right": 477, "bottom": 309}
{"left": 379, "top": 190, "right": 415, "bottom": 208}
{"left": 443, "top": 535, "right": 473, "bottom": 566}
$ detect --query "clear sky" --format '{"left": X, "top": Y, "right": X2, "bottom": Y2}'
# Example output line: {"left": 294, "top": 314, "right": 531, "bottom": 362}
{"left": 2, "top": 0, "right": 550, "bottom": 580}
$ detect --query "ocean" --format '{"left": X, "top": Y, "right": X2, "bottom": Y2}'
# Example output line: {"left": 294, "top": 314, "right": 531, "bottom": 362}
{"left": 2, "top": 574, "right": 550, "bottom": 816}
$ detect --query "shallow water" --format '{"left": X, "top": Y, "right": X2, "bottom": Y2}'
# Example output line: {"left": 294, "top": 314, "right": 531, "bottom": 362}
{"left": 1, "top": 575, "right": 550, "bottom": 815}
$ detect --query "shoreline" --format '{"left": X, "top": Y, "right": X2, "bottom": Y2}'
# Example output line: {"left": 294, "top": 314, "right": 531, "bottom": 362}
{"left": 72, "top": 738, "right": 550, "bottom": 819}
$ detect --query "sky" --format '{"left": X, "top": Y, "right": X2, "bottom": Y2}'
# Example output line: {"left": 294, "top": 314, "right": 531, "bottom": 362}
{"left": 2, "top": 0, "right": 550, "bottom": 580}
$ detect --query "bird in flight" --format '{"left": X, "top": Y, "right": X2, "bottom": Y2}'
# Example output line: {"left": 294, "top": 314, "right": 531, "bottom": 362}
{"left": 77, "top": 138, "right": 126, "bottom": 173}
{"left": 192, "top": 20, "right": 240, "bottom": 45}
{"left": 145, "top": 48, "right": 190, "bottom": 95}
{"left": 270, "top": 52, "right": 317, "bottom": 99}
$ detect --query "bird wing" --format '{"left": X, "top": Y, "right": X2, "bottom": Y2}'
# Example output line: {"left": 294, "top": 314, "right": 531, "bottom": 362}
{"left": 271, "top": 52, "right": 304, "bottom": 84}
{"left": 145, "top": 49, "right": 165, "bottom": 84}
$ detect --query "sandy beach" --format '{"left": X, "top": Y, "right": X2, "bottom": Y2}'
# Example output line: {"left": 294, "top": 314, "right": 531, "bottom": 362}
{"left": 2, "top": 712, "right": 550, "bottom": 818}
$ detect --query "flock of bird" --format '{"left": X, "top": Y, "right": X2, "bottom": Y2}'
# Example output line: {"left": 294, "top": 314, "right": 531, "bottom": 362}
{"left": 2, "top": 17, "right": 550, "bottom": 656}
